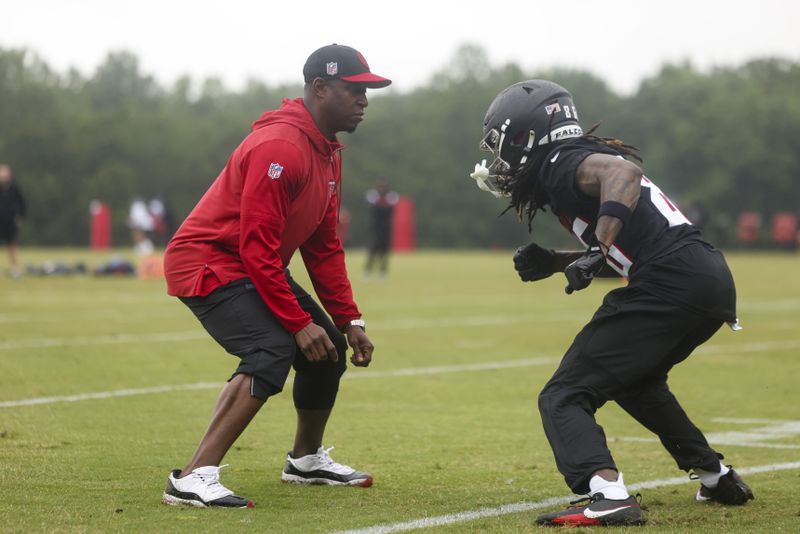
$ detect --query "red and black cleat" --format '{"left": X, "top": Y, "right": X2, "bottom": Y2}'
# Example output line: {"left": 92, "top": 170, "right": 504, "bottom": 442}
{"left": 536, "top": 493, "right": 645, "bottom": 527}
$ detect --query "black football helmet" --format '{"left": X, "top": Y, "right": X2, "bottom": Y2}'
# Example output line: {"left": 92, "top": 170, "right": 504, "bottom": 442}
{"left": 470, "top": 80, "right": 583, "bottom": 197}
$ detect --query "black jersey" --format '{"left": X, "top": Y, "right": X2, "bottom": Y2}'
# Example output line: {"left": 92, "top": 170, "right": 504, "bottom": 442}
{"left": 537, "top": 139, "right": 736, "bottom": 323}
{"left": 0, "top": 182, "right": 25, "bottom": 221}
{"left": 538, "top": 140, "right": 705, "bottom": 278}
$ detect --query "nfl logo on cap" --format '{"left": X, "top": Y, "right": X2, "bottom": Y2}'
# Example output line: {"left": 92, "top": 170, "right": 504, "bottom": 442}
{"left": 267, "top": 162, "right": 284, "bottom": 180}
{"left": 326, "top": 62, "right": 338, "bottom": 76}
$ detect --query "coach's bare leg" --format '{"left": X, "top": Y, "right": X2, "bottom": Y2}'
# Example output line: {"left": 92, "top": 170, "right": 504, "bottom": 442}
{"left": 179, "top": 373, "right": 264, "bottom": 476}
{"left": 292, "top": 409, "right": 332, "bottom": 456}
{"left": 8, "top": 242, "right": 18, "bottom": 274}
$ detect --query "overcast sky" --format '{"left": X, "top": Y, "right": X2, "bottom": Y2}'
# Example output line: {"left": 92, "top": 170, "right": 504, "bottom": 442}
{"left": 4, "top": 0, "right": 799, "bottom": 95}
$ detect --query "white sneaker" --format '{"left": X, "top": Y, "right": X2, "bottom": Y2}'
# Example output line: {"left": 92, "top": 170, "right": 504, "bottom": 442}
{"left": 161, "top": 465, "right": 254, "bottom": 508}
{"left": 281, "top": 446, "right": 373, "bottom": 487}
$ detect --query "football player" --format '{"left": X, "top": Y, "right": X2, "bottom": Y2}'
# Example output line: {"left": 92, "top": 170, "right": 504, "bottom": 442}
{"left": 470, "top": 80, "right": 753, "bottom": 526}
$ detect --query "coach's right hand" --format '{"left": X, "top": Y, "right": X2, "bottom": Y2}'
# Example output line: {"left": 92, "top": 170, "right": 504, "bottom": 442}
{"left": 294, "top": 323, "right": 338, "bottom": 362}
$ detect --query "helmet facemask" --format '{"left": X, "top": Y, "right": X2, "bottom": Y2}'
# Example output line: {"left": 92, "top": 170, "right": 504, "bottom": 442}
{"left": 471, "top": 119, "right": 537, "bottom": 198}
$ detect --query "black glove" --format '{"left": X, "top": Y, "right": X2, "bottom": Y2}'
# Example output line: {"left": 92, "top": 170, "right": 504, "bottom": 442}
{"left": 564, "top": 245, "right": 606, "bottom": 294}
{"left": 513, "top": 242, "right": 556, "bottom": 282}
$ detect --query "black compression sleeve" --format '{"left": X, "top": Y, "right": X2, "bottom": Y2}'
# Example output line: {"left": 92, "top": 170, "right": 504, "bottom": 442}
{"left": 597, "top": 200, "right": 632, "bottom": 226}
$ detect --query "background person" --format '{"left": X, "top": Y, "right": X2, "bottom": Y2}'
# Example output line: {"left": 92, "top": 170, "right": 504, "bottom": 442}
{"left": 0, "top": 164, "right": 26, "bottom": 278}
{"left": 128, "top": 197, "right": 155, "bottom": 255}
{"left": 148, "top": 196, "right": 175, "bottom": 247}
{"left": 364, "top": 180, "right": 398, "bottom": 278}
{"left": 470, "top": 80, "right": 754, "bottom": 527}
{"left": 161, "top": 44, "right": 389, "bottom": 508}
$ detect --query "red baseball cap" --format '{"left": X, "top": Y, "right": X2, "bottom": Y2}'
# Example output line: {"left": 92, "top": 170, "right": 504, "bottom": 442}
{"left": 303, "top": 44, "right": 391, "bottom": 89}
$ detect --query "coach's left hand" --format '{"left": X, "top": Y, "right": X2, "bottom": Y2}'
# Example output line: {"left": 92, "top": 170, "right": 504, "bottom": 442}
{"left": 346, "top": 327, "right": 374, "bottom": 367}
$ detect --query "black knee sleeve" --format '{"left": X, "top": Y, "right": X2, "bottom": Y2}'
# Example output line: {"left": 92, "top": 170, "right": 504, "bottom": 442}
{"left": 292, "top": 354, "right": 347, "bottom": 410}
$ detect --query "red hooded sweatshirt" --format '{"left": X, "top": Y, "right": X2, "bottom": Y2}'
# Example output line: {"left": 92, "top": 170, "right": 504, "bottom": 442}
{"left": 164, "top": 98, "right": 361, "bottom": 334}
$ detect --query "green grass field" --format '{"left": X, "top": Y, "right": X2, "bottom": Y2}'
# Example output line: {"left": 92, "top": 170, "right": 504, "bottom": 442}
{"left": 1, "top": 248, "right": 799, "bottom": 533}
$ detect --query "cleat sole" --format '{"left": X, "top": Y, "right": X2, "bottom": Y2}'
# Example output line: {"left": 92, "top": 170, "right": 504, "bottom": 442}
{"left": 281, "top": 473, "right": 373, "bottom": 487}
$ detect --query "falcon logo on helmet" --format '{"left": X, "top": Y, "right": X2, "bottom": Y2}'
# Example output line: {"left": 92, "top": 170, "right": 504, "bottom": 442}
{"left": 469, "top": 80, "right": 583, "bottom": 198}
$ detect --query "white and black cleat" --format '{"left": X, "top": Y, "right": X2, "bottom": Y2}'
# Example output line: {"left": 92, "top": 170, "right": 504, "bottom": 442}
{"left": 161, "top": 466, "right": 254, "bottom": 508}
{"left": 281, "top": 446, "right": 373, "bottom": 487}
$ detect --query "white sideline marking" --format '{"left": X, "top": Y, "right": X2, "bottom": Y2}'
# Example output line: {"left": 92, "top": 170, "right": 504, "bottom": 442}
{"left": 0, "top": 314, "right": 580, "bottom": 351}
{"left": 0, "top": 357, "right": 557, "bottom": 408}
{"left": 0, "top": 330, "right": 208, "bottom": 350}
{"left": 345, "top": 357, "right": 556, "bottom": 379}
{"left": 694, "top": 339, "right": 800, "bottom": 355}
{"left": 714, "top": 417, "right": 795, "bottom": 424}
{"left": 619, "top": 417, "right": 800, "bottom": 450}
{"left": 738, "top": 298, "right": 800, "bottom": 312}
{"left": 1, "top": 297, "right": 797, "bottom": 325}
{"left": 2, "top": 314, "right": 798, "bottom": 351}
{"left": 1, "top": 336, "right": 796, "bottom": 406}
{"left": 331, "top": 462, "right": 800, "bottom": 534}
{"left": 376, "top": 313, "right": 577, "bottom": 330}
{"left": 0, "top": 382, "right": 225, "bottom": 407}
{"left": 619, "top": 436, "right": 800, "bottom": 450}
{"left": 3, "top": 336, "right": 799, "bottom": 406}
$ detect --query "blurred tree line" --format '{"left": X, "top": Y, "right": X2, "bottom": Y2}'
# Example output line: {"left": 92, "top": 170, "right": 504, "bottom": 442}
{"left": 1, "top": 45, "right": 798, "bottom": 248}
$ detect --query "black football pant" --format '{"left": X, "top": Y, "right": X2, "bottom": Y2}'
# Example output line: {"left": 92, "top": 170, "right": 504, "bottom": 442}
{"left": 538, "top": 285, "right": 725, "bottom": 494}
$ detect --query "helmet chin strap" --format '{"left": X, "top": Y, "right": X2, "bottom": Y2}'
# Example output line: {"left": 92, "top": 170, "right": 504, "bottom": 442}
{"left": 519, "top": 130, "right": 536, "bottom": 166}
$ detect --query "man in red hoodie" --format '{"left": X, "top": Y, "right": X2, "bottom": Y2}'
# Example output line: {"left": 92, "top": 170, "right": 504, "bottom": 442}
{"left": 161, "top": 44, "right": 390, "bottom": 508}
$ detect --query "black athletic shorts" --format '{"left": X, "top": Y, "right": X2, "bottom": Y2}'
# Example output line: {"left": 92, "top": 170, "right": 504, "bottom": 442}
{"left": 0, "top": 217, "right": 18, "bottom": 244}
{"left": 179, "top": 272, "right": 348, "bottom": 402}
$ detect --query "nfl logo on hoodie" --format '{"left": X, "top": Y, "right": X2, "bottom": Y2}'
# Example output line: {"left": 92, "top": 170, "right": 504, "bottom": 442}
{"left": 267, "top": 163, "right": 284, "bottom": 180}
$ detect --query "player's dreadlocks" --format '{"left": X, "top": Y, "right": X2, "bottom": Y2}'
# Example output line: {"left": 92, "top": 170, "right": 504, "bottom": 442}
{"left": 498, "top": 124, "right": 642, "bottom": 232}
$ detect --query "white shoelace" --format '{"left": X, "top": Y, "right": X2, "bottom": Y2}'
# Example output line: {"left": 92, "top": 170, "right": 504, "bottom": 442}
{"left": 191, "top": 464, "right": 233, "bottom": 499}
{"left": 317, "top": 446, "right": 353, "bottom": 474}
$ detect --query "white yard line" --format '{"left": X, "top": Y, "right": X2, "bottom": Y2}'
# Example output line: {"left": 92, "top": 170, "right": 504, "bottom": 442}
{"left": 619, "top": 417, "right": 800, "bottom": 450}
{"left": 0, "top": 357, "right": 557, "bottom": 408}
{"left": 1, "top": 296, "right": 796, "bottom": 325}
{"left": 2, "top": 315, "right": 799, "bottom": 350}
{"left": 0, "top": 330, "right": 208, "bottom": 350}
{"left": 0, "top": 382, "right": 225, "bottom": 408}
{"left": 344, "top": 357, "right": 557, "bottom": 379}
{"left": 0, "top": 314, "right": 576, "bottom": 350}
{"left": 372, "top": 313, "right": 579, "bottom": 330}
{"left": 2, "top": 336, "right": 799, "bottom": 406}
{"left": 618, "top": 436, "right": 800, "bottom": 450}
{"left": 331, "top": 462, "right": 800, "bottom": 534}
{"left": 694, "top": 338, "right": 800, "bottom": 355}
{"left": 737, "top": 298, "right": 800, "bottom": 312}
